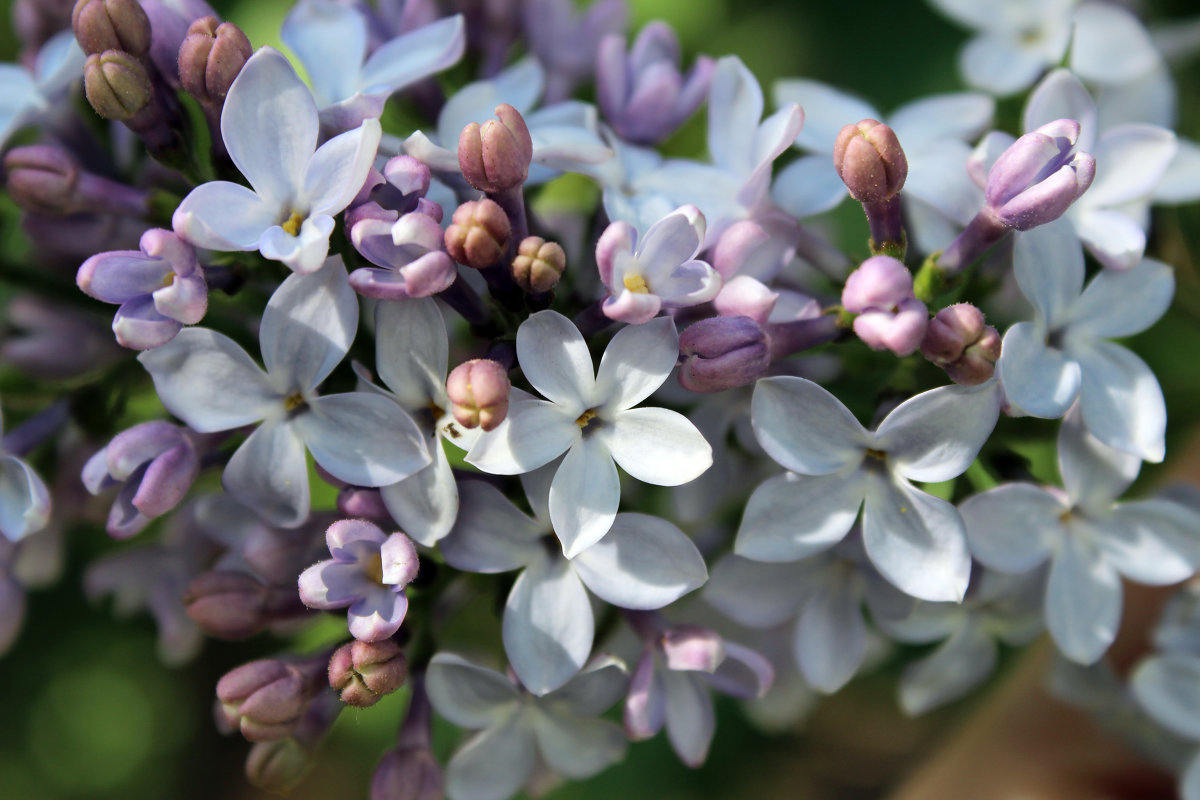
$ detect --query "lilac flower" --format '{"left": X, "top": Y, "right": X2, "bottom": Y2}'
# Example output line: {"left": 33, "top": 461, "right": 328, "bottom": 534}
{"left": 996, "top": 218, "right": 1172, "bottom": 461}
{"left": 841, "top": 255, "right": 928, "bottom": 357}
{"left": 425, "top": 652, "right": 628, "bottom": 800}
{"left": 139, "top": 258, "right": 429, "bottom": 527}
{"left": 297, "top": 519, "right": 417, "bottom": 641}
{"left": 961, "top": 411, "right": 1200, "bottom": 664}
{"left": 1131, "top": 654, "right": 1200, "bottom": 798}
{"left": 172, "top": 48, "right": 381, "bottom": 275}
{"left": 0, "top": 407, "right": 51, "bottom": 543}
{"left": 0, "top": 30, "right": 83, "bottom": 148}
{"left": 348, "top": 205, "right": 457, "bottom": 300}
{"left": 81, "top": 420, "right": 200, "bottom": 539}
{"left": 77, "top": 228, "right": 207, "bottom": 350}
{"left": 596, "top": 205, "right": 721, "bottom": 324}
{"left": 522, "top": 0, "right": 627, "bottom": 103}
{"left": 440, "top": 467, "right": 707, "bottom": 695}
{"left": 735, "top": 376, "right": 1002, "bottom": 602}
{"left": 281, "top": 0, "right": 465, "bottom": 131}
{"left": 466, "top": 311, "right": 712, "bottom": 556}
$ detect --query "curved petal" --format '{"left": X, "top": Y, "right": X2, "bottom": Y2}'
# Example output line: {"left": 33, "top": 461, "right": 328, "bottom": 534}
{"left": 137, "top": 328, "right": 277, "bottom": 431}
{"left": 996, "top": 322, "right": 1081, "bottom": 419}
{"left": 890, "top": 92, "right": 994, "bottom": 149}
{"left": 533, "top": 709, "right": 628, "bottom": 779}
{"left": 440, "top": 479, "right": 544, "bottom": 572}
{"left": 1070, "top": 2, "right": 1161, "bottom": 86}
{"left": 1131, "top": 654, "right": 1200, "bottom": 740}
{"left": 772, "top": 78, "right": 876, "bottom": 154}
{"left": 794, "top": 577, "right": 868, "bottom": 693}
{"left": 960, "top": 33, "right": 1051, "bottom": 96}
{"left": 769, "top": 156, "right": 848, "bottom": 218}
{"left": 876, "top": 381, "right": 1002, "bottom": 483}
{"left": 374, "top": 297, "right": 449, "bottom": 408}
{"left": 708, "top": 56, "right": 763, "bottom": 175}
{"left": 379, "top": 441, "right": 459, "bottom": 547}
{"left": 1024, "top": 69, "right": 1098, "bottom": 148}
{"left": 572, "top": 512, "right": 707, "bottom": 609}
{"left": 221, "top": 48, "right": 317, "bottom": 204}
{"left": 960, "top": 483, "right": 1064, "bottom": 572}
{"left": 1045, "top": 534, "right": 1121, "bottom": 665}
{"left": 465, "top": 392, "right": 578, "bottom": 474}
{"left": 637, "top": 207, "right": 705, "bottom": 272}
{"left": 593, "top": 316, "right": 678, "bottom": 411}
{"left": 1067, "top": 258, "right": 1173, "bottom": 339}
{"left": 1072, "top": 340, "right": 1166, "bottom": 463}
{"left": 0, "top": 456, "right": 50, "bottom": 542}
{"left": 259, "top": 215, "right": 335, "bottom": 275}
{"left": 1013, "top": 219, "right": 1085, "bottom": 327}
{"left": 862, "top": 474, "right": 971, "bottom": 603}
{"left": 172, "top": 181, "right": 277, "bottom": 251}
{"left": 1057, "top": 408, "right": 1140, "bottom": 511}
{"left": 1085, "top": 124, "right": 1176, "bottom": 208}
{"left": 1072, "top": 207, "right": 1147, "bottom": 273}
{"left": 296, "top": 392, "right": 430, "bottom": 486}
{"left": 734, "top": 469, "right": 864, "bottom": 562}
{"left": 444, "top": 712, "right": 536, "bottom": 800}
{"left": 602, "top": 407, "right": 711, "bottom": 486}
{"left": 360, "top": 15, "right": 466, "bottom": 95}
{"left": 259, "top": 256, "right": 358, "bottom": 392}
{"left": 347, "top": 587, "right": 408, "bottom": 640}
{"left": 426, "top": 653, "right": 522, "bottom": 727}
{"left": 516, "top": 311, "right": 595, "bottom": 414}
{"left": 750, "top": 377, "right": 868, "bottom": 475}
{"left": 303, "top": 119, "right": 382, "bottom": 215}
{"left": 899, "top": 618, "right": 996, "bottom": 715}
{"left": 222, "top": 420, "right": 310, "bottom": 528}
{"left": 547, "top": 656, "right": 629, "bottom": 716}
{"left": 1094, "top": 502, "right": 1198, "bottom": 586}
{"left": 662, "top": 671, "right": 715, "bottom": 767}
{"left": 280, "top": 0, "right": 367, "bottom": 108}
{"left": 504, "top": 553, "right": 593, "bottom": 696}
{"left": 703, "top": 554, "right": 809, "bottom": 628}
{"left": 112, "top": 297, "right": 183, "bottom": 350}
{"left": 549, "top": 437, "right": 620, "bottom": 558}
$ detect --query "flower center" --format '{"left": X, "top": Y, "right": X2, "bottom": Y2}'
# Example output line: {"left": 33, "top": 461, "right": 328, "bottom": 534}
{"left": 365, "top": 553, "right": 385, "bottom": 585}
{"left": 282, "top": 210, "right": 306, "bottom": 237}
{"left": 283, "top": 392, "right": 306, "bottom": 412}
{"left": 865, "top": 448, "right": 887, "bottom": 461}
{"left": 575, "top": 409, "right": 599, "bottom": 430}
{"left": 161, "top": 272, "right": 176, "bottom": 289}
{"left": 623, "top": 274, "right": 649, "bottom": 294}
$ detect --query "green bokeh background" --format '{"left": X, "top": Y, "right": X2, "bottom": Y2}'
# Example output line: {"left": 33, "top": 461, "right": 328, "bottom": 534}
{"left": 2, "top": 1, "right": 1200, "bottom": 799}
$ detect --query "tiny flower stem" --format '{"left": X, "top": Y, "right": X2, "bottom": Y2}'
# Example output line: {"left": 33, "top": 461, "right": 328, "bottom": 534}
{"left": 438, "top": 276, "right": 490, "bottom": 327}
{"left": 863, "top": 196, "right": 905, "bottom": 258}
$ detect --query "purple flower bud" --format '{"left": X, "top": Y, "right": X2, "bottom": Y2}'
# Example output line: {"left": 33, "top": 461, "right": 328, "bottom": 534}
{"left": 72, "top": 0, "right": 152, "bottom": 57}
{"left": 678, "top": 315, "right": 770, "bottom": 393}
{"left": 4, "top": 145, "right": 79, "bottom": 215}
{"left": 0, "top": 295, "right": 123, "bottom": 380}
{"left": 178, "top": 16, "right": 252, "bottom": 108}
{"left": 83, "top": 49, "right": 152, "bottom": 120}
{"left": 245, "top": 738, "right": 310, "bottom": 794}
{"left": 458, "top": 104, "right": 533, "bottom": 193}
{"left": 939, "top": 323, "right": 1001, "bottom": 386}
{"left": 337, "top": 487, "right": 391, "bottom": 524}
{"left": 511, "top": 236, "right": 566, "bottom": 293}
{"left": 184, "top": 570, "right": 269, "bottom": 639}
{"left": 218, "top": 658, "right": 321, "bottom": 741}
{"left": 833, "top": 119, "right": 907, "bottom": 204}
{"left": 920, "top": 303, "right": 986, "bottom": 365}
{"left": 370, "top": 744, "right": 443, "bottom": 800}
{"left": 81, "top": 420, "right": 199, "bottom": 537}
{"left": 596, "top": 22, "right": 715, "bottom": 144}
{"left": 349, "top": 210, "right": 457, "bottom": 300}
{"left": 986, "top": 119, "right": 1095, "bottom": 230}
{"left": 329, "top": 639, "right": 409, "bottom": 707}
{"left": 853, "top": 296, "right": 928, "bottom": 357}
{"left": 841, "top": 255, "right": 914, "bottom": 314}
{"left": 444, "top": 199, "right": 511, "bottom": 269}
{"left": 446, "top": 359, "right": 511, "bottom": 431}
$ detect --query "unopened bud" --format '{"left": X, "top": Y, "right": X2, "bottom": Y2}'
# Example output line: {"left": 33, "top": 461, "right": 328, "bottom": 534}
{"left": 329, "top": 639, "right": 409, "bottom": 707}
{"left": 83, "top": 50, "right": 152, "bottom": 120}
{"left": 512, "top": 236, "right": 566, "bottom": 293}
{"left": 986, "top": 119, "right": 1095, "bottom": 231}
{"left": 4, "top": 145, "right": 80, "bottom": 215}
{"left": 444, "top": 199, "right": 511, "bottom": 269}
{"left": 371, "top": 745, "right": 443, "bottom": 800}
{"left": 72, "top": 0, "right": 151, "bottom": 57}
{"left": 218, "top": 659, "right": 313, "bottom": 741}
{"left": 833, "top": 119, "right": 907, "bottom": 203}
{"left": 678, "top": 315, "right": 770, "bottom": 393}
{"left": 178, "top": 16, "right": 253, "bottom": 107}
{"left": 458, "top": 103, "right": 533, "bottom": 193}
{"left": 446, "top": 359, "right": 510, "bottom": 431}
{"left": 184, "top": 570, "right": 268, "bottom": 639}
{"left": 245, "top": 738, "right": 310, "bottom": 794}
{"left": 841, "top": 255, "right": 914, "bottom": 314}
{"left": 921, "top": 303, "right": 986, "bottom": 365}
{"left": 946, "top": 325, "right": 1001, "bottom": 386}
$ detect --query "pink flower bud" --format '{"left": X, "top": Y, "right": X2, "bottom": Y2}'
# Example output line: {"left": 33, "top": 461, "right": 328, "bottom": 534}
{"left": 329, "top": 640, "right": 409, "bottom": 707}
{"left": 178, "top": 16, "right": 252, "bottom": 107}
{"left": 458, "top": 103, "right": 533, "bottom": 193}
{"left": 4, "top": 145, "right": 80, "bottom": 216}
{"left": 72, "top": 0, "right": 152, "bottom": 57}
{"left": 184, "top": 570, "right": 268, "bottom": 640}
{"left": 921, "top": 303, "right": 1000, "bottom": 384}
{"left": 511, "top": 236, "right": 566, "bottom": 293}
{"left": 217, "top": 659, "right": 313, "bottom": 742}
{"left": 853, "top": 297, "right": 928, "bottom": 357}
{"left": 945, "top": 325, "right": 1001, "bottom": 386}
{"left": 678, "top": 315, "right": 770, "bottom": 393}
{"left": 841, "top": 255, "right": 914, "bottom": 314}
{"left": 833, "top": 119, "right": 907, "bottom": 203}
{"left": 83, "top": 50, "right": 152, "bottom": 120}
{"left": 446, "top": 359, "right": 510, "bottom": 431}
{"left": 444, "top": 199, "right": 511, "bottom": 269}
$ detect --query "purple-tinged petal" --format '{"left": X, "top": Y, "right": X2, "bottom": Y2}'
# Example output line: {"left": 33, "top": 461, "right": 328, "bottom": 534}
{"left": 624, "top": 651, "right": 666, "bottom": 740}
{"left": 1072, "top": 207, "right": 1146, "bottom": 272}
{"left": 0, "top": 455, "right": 50, "bottom": 542}
{"left": 1068, "top": 257, "right": 1173, "bottom": 341}
{"left": 773, "top": 78, "right": 876, "bottom": 153}
{"left": 348, "top": 587, "right": 408, "bottom": 640}
{"left": 78, "top": 250, "right": 169, "bottom": 303}
{"left": 298, "top": 560, "right": 367, "bottom": 609}
{"left": 1013, "top": 219, "right": 1085, "bottom": 327}
{"left": 708, "top": 642, "right": 775, "bottom": 700}
{"left": 379, "top": 442, "right": 458, "bottom": 547}
{"left": 359, "top": 15, "right": 466, "bottom": 96}
{"left": 133, "top": 442, "right": 197, "bottom": 517}
{"left": 113, "top": 297, "right": 184, "bottom": 350}
{"left": 258, "top": 215, "right": 336, "bottom": 275}
{"left": 280, "top": 0, "right": 367, "bottom": 110}
{"left": 1023, "top": 69, "right": 1097, "bottom": 150}
{"left": 1085, "top": 124, "right": 1176, "bottom": 208}
{"left": 770, "top": 156, "right": 848, "bottom": 218}
{"left": 602, "top": 290, "right": 662, "bottom": 325}
{"left": 1057, "top": 409, "right": 1140, "bottom": 512}
{"left": 153, "top": 273, "right": 207, "bottom": 325}
{"left": 380, "top": 532, "right": 419, "bottom": 586}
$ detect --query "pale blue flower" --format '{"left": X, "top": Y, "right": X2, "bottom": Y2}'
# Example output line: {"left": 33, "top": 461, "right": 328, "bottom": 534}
{"left": 0, "top": 407, "right": 50, "bottom": 544}
{"left": 0, "top": 30, "right": 83, "bottom": 149}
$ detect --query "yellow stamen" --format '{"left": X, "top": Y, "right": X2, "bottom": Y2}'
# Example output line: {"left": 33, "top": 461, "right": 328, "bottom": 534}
{"left": 575, "top": 409, "right": 598, "bottom": 429}
{"left": 865, "top": 448, "right": 887, "bottom": 461}
{"left": 623, "top": 274, "right": 649, "bottom": 294}
{"left": 365, "top": 553, "right": 385, "bottom": 585}
{"left": 161, "top": 272, "right": 176, "bottom": 288}
{"left": 283, "top": 392, "right": 305, "bottom": 411}
{"left": 282, "top": 210, "right": 305, "bottom": 237}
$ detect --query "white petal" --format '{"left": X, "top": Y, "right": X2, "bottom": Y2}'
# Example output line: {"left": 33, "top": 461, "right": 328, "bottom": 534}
{"left": 708, "top": 56, "right": 762, "bottom": 176}
{"left": 1057, "top": 408, "right": 1140, "bottom": 511}
{"left": 533, "top": 709, "right": 628, "bottom": 779}
{"left": 1072, "top": 207, "right": 1147, "bottom": 272}
{"left": 899, "top": 618, "right": 997, "bottom": 715}
{"left": 772, "top": 79, "right": 876, "bottom": 153}
{"left": 1154, "top": 137, "right": 1200, "bottom": 204}
{"left": 862, "top": 475, "right": 971, "bottom": 602}
{"left": 961, "top": 483, "right": 1064, "bottom": 572}
{"left": 0, "top": 456, "right": 50, "bottom": 542}
{"left": 172, "top": 181, "right": 277, "bottom": 251}
{"left": 1045, "top": 534, "right": 1122, "bottom": 664}
{"left": 876, "top": 381, "right": 1002, "bottom": 483}
{"left": 374, "top": 298, "right": 449, "bottom": 409}
{"left": 1070, "top": 2, "right": 1161, "bottom": 86}
{"left": 360, "top": 15, "right": 466, "bottom": 95}
{"left": 1013, "top": 219, "right": 1085, "bottom": 327}
{"left": 1066, "top": 257, "right": 1174, "bottom": 339}
{"left": 504, "top": 552, "right": 593, "bottom": 696}
{"left": 444, "top": 712, "right": 536, "bottom": 800}
{"left": 547, "top": 656, "right": 629, "bottom": 716}
{"left": 593, "top": 317, "right": 678, "bottom": 411}
{"left": 297, "top": 392, "right": 430, "bottom": 486}
{"left": 1086, "top": 124, "right": 1177, "bottom": 208}
{"left": 704, "top": 554, "right": 808, "bottom": 627}
{"left": 440, "top": 479, "right": 544, "bottom": 572}
{"left": 426, "top": 652, "right": 522, "bottom": 727}
{"left": 1094, "top": 503, "right": 1198, "bottom": 586}
{"left": 221, "top": 48, "right": 317, "bottom": 204}
{"left": 637, "top": 207, "right": 705, "bottom": 274}
{"left": 379, "top": 440, "right": 459, "bottom": 547}
{"left": 960, "top": 34, "right": 1052, "bottom": 96}
{"left": 889, "top": 93, "right": 994, "bottom": 149}
{"left": 303, "top": 119, "right": 382, "bottom": 215}
{"left": 259, "top": 256, "right": 358, "bottom": 392}
{"left": 259, "top": 215, "right": 335, "bottom": 275}
{"left": 996, "top": 322, "right": 1081, "bottom": 419}
{"left": 465, "top": 392, "right": 579, "bottom": 475}
{"left": 794, "top": 577, "right": 868, "bottom": 693}
{"left": 437, "top": 57, "right": 544, "bottom": 145}
{"left": 1131, "top": 654, "right": 1200, "bottom": 740}
{"left": 769, "top": 156, "right": 848, "bottom": 218}
{"left": 138, "top": 328, "right": 277, "bottom": 431}
{"left": 602, "top": 407, "right": 711, "bottom": 486}
{"left": 1072, "top": 340, "right": 1166, "bottom": 463}
{"left": 280, "top": 0, "right": 367, "bottom": 108}
{"left": 549, "top": 437, "right": 620, "bottom": 558}
{"left": 734, "top": 470, "right": 864, "bottom": 562}
{"left": 222, "top": 420, "right": 310, "bottom": 528}
{"left": 516, "top": 311, "right": 595, "bottom": 414}
{"left": 572, "top": 512, "right": 707, "bottom": 608}
{"left": 750, "top": 377, "right": 868, "bottom": 475}
{"left": 663, "top": 671, "right": 715, "bottom": 767}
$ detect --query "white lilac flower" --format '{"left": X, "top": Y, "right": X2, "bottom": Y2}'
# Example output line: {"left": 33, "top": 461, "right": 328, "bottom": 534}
{"left": 595, "top": 205, "right": 721, "bottom": 324}
{"left": 139, "top": 258, "right": 429, "bottom": 528}
{"left": 927, "top": 0, "right": 1161, "bottom": 96}
{"left": 996, "top": 218, "right": 1173, "bottom": 462}
{"left": 281, "top": 0, "right": 465, "bottom": 131}
{"left": 354, "top": 298, "right": 478, "bottom": 546}
{"left": 734, "top": 376, "right": 1002, "bottom": 602}
{"left": 0, "top": 30, "right": 83, "bottom": 149}
{"left": 402, "top": 57, "right": 611, "bottom": 184}
{"left": 0, "top": 407, "right": 51, "bottom": 543}
{"left": 1131, "top": 654, "right": 1200, "bottom": 799}
{"left": 425, "top": 652, "right": 628, "bottom": 800}
{"left": 704, "top": 537, "right": 912, "bottom": 693}
{"left": 172, "top": 48, "right": 381, "bottom": 275}
{"left": 440, "top": 466, "right": 706, "bottom": 695}
{"left": 961, "top": 410, "right": 1200, "bottom": 665}
{"left": 466, "top": 311, "right": 712, "bottom": 556}
{"left": 876, "top": 569, "right": 1043, "bottom": 714}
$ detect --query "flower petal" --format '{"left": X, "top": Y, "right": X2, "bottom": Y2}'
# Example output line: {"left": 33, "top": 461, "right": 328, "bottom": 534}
{"left": 961, "top": 483, "right": 1063, "bottom": 572}
{"left": 533, "top": 708, "right": 628, "bottom": 779}
{"left": 794, "top": 577, "right": 868, "bottom": 693}
{"left": 504, "top": 552, "right": 593, "bottom": 696}
{"left": 1072, "top": 207, "right": 1147, "bottom": 273}
{"left": 769, "top": 155, "right": 848, "bottom": 218}
{"left": 571, "top": 512, "right": 707, "bottom": 608}
{"left": 347, "top": 587, "right": 408, "bottom": 640}
{"left": 0, "top": 455, "right": 50, "bottom": 542}
{"left": 549, "top": 437, "right": 620, "bottom": 558}
{"left": 516, "top": 310, "right": 595, "bottom": 414}
{"left": 426, "top": 653, "right": 522, "bottom": 727}
{"left": 876, "top": 381, "right": 1002, "bottom": 483}
{"left": 295, "top": 392, "right": 430, "bottom": 486}
{"left": 445, "top": 712, "right": 536, "bottom": 800}
{"left": 704, "top": 554, "right": 809, "bottom": 627}
{"left": 374, "top": 298, "right": 449, "bottom": 409}
{"left": 750, "top": 376, "right": 868, "bottom": 475}
{"left": 1066, "top": 257, "right": 1174, "bottom": 340}
{"left": 1013, "top": 219, "right": 1085, "bottom": 327}
{"left": 223, "top": 420, "right": 310, "bottom": 528}
{"left": 996, "top": 321, "right": 1081, "bottom": 419}
{"left": 899, "top": 618, "right": 996, "bottom": 715}
{"left": 772, "top": 78, "right": 876, "bottom": 154}
{"left": 1057, "top": 408, "right": 1140, "bottom": 511}
{"left": 1072, "top": 340, "right": 1166, "bottom": 463}
{"left": 593, "top": 316, "right": 678, "bottom": 411}
{"left": 441, "top": 479, "right": 544, "bottom": 573}
{"left": 734, "top": 470, "right": 864, "bottom": 562}
{"left": 466, "top": 391, "right": 579, "bottom": 475}
{"left": 663, "top": 671, "right": 715, "bottom": 767}
{"left": 379, "top": 440, "right": 459, "bottom": 547}
{"left": 360, "top": 16, "right": 467, "bottom": 96}
{"left": 1045, "top": 534, "right": 1121, "bottom": 664}
{"left": 1131, "top": 654, "right": 1200, "bottom": 740}
{"left": 172, "top": 181, "right": 277, "bottom": 251}
{"left": 280, "top": 0, "right": 367, "bottom": 109}
{"left": 602, "top": 406, "right": 711, "bottom": 486}
{"left": 303, "top": 119, "right": 382, "bottom": 215}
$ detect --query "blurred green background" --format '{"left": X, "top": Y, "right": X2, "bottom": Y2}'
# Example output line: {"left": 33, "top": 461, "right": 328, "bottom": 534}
{"left": 2, "top": 1, "right": 1200, "bottom": 799}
